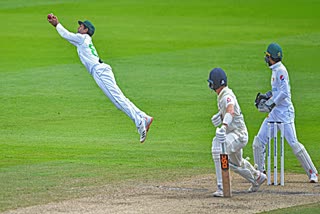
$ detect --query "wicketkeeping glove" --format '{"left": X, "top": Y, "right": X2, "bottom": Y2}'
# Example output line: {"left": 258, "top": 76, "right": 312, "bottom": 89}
{"left": 257, "top": 98, "right": 275, "bottom": 112}
{"left": 254, "top": 91, "right": 272, "bottom": 109}
{"left": 265, "top": 98, "right": 276, "bottom": 112}
{"left": 216, "top": 126, "right": 227, "bottom": 144}
{"left": 211, "top": 112, "right": 222, "bottom": 127}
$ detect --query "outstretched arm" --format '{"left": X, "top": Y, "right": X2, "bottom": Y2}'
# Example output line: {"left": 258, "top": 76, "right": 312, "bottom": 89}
{"left": 47, "top": 14, "right": 84, "bottom": 45}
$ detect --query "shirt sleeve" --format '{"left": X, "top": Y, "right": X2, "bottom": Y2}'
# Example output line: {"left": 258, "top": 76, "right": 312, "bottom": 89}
{"left": 56, "top": 23, "right": 85, "bottom": 46}
{"left": 273, "top": 70, "right": 289, "bottom": 105}
{"left": 223, "top": 95, "right": 235, "bottom": 108}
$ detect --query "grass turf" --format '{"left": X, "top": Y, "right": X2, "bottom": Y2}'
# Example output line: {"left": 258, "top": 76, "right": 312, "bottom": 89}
{"left": 0, "top": 0, "right": 320, "bottom": 212}
{"left": 259, "top": 202, "right": 320, "bottom": 214}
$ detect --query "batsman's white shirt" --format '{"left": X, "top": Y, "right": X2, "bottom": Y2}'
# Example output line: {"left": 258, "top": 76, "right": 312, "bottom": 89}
{"left": 218, "top": 86, "right": 247, "bottom": 137}
{"left": 55, "top": 23, "right": 146, "bottom": 127}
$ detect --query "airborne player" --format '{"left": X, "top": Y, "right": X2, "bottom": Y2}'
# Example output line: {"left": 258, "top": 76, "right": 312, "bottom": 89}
{"left": 47, "top": 14, "right": 153, "bottom": 143}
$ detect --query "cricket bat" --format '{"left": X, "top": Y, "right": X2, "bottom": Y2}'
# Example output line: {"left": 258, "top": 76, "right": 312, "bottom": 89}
{"left": 220, "top": 142, "right": 232, "bottom": 197}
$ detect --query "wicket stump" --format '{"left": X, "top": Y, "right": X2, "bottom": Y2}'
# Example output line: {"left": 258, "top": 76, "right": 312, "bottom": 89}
{"left": 267, "top": 121, "right": 285, "bottom": 186}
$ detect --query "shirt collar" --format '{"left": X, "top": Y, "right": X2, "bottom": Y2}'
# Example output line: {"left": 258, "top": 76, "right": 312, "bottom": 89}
{"left": 218, "top": 86, "right": 229, "bottom": 98}
{"left": 269, "top": 61, "right": 282, "bottom": 70}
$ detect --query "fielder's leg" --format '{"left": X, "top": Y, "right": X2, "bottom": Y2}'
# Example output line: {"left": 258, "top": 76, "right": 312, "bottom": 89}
{"left": 253, "top": 118, "right": 271, "bottom": 173}
{"left": 93, "top": 66, "right": 150, "bottom": 142}
{"left": 292, "top": 143, "right": 318, "bottom": 183}
{"left": 252, "top": 136, "right": 266, "bottom": 172}
{"left": 284, "top": 123, "right": 318, "bottom": 182}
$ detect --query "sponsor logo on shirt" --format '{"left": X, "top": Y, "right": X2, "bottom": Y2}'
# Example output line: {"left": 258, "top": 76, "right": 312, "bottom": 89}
{"left": 280, "top": 75, "right": 285, "bottom": 81}
{"left": 227, "top": 97, "right": 231, "bottom": 103}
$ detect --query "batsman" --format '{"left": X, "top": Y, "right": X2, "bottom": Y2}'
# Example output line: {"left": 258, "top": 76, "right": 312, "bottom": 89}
{"left": 208, "top": 68, "right": 266, "bottom": 197}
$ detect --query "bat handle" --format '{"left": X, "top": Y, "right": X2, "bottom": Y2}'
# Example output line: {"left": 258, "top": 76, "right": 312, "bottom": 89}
{"left": 221, "top": 141, "right": 226, "bottom": 154}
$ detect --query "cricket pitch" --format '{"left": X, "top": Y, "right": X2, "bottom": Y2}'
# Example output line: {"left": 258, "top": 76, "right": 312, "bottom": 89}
{"left": 3, "top": 173, "right": 320, "bottom": 214}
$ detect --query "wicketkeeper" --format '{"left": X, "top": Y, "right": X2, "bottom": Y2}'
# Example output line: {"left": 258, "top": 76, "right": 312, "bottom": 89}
{"left": 253, "top": 43, "right": 318, "bottom": 182}
{"left": 47, "top": 14, "right": 153, "bottom": 143}
{"left": 208, "top": 68, "right": 266, "bottom": 197}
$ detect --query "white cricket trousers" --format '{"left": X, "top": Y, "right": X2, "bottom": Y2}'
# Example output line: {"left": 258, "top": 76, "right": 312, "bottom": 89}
{"left": 257, "top": 117, "right": 301, "bottom": 147}
{"left": 92, "top": 64, "right": 146, "bottom": 128}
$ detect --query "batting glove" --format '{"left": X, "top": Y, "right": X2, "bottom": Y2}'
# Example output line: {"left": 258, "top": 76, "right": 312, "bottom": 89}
{"left": 216, "top": 126, "right": 227, "bottom": 144}
{"left": 211, "top": 112, "right": 222, "bottom": 127}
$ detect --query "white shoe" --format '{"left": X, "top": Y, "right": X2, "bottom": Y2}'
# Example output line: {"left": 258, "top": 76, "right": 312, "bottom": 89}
{"left": 138, "top": 116, "right": 153, "bottom": 143}
{"left": 213, "top": 189, "right": 223, "bottom": 197}
{"left": 213, "top": 185, "right": 223, "bottom": 197}
{"left": 138, "top": 121, "right": 147, "bottom": 143}
{"left": 249, "top": 172, "right": 266, "bottom": 192}
{"left": 145, "top": 116, "right": 153, "bottom": 132}
{"left": 310, "top": 173, "right": 318, "bottom": 183}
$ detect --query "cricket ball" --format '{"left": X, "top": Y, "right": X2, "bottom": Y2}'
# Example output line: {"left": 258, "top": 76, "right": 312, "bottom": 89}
{"left": 47, "top": 14, "right": 53, "bottom": 19}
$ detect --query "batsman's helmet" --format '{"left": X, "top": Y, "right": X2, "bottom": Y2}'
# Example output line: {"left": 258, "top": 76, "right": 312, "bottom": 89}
{"left": 207, "top": 68, "right": 227, "bottom": 91}
{"left": 265, "top": 43, "right": 282, "bottom": 61}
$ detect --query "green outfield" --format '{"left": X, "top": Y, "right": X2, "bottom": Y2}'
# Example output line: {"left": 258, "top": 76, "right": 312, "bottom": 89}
{"left": 0, "top": 0, "right": 320, "bottom": 212}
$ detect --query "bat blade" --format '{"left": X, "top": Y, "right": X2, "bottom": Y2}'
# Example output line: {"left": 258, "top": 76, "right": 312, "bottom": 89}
{"left": 220, "top": 153, "right": 232, "bottom": 197}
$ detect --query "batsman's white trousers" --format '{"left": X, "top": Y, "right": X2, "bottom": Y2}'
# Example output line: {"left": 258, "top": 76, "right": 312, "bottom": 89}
{"left": 212, "top": 131, "right": 248, "bottom": 167}
{"left": 92, "top": 63, "right": 146, "bottom": 127}
{"left": 211, "top": 131, "right": 251, "bottom": 187}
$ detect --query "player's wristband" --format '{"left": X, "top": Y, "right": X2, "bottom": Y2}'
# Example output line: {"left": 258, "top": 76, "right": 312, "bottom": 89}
{"left": 223, "top": 113, "right": 233, "bottom": 127}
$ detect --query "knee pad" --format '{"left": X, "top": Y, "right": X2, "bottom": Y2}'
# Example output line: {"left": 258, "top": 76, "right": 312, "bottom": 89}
{"left": 212, "top": 138, "right": 222, "bottom": 160}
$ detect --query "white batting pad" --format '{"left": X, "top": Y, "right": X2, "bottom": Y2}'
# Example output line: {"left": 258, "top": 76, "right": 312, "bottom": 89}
{"left": 212, "top": 138, "right": 223, "bottom": 187}
{"left": 253, "top": 136, "right": 266, "bottom": 172}
{"left": 292, "top": 143, "right": 318, "bottom": 177}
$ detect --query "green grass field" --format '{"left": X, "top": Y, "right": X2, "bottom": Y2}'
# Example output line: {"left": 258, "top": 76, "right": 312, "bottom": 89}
{"left": 1, "top": 0, "right": 320, "bottom": 212}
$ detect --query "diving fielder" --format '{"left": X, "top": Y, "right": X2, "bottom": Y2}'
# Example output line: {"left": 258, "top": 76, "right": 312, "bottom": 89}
{"left": 254, "top": 43, "right": 318, "bottom": 182}
{"left": 47, "top": 14, "right": 153, "bottom": 143}
{"left": 208, "top": 68, "right": 266, "bottom": 197}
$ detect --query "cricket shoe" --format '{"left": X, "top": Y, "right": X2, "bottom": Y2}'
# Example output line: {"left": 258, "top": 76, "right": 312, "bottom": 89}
{"left": 212, "top": 185, "right": 223, "bottom": 197}
{"left": 145, "top": 116, "right": 153, "bottom": 131}
{"left": 248, "top": 171, "right": 267, "bottom": 192}
{"left": 138, "top": 121, "right": 147, "bottom": 143}
{"left": 310, "top": 173, "right": 318, "bottom": 183}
